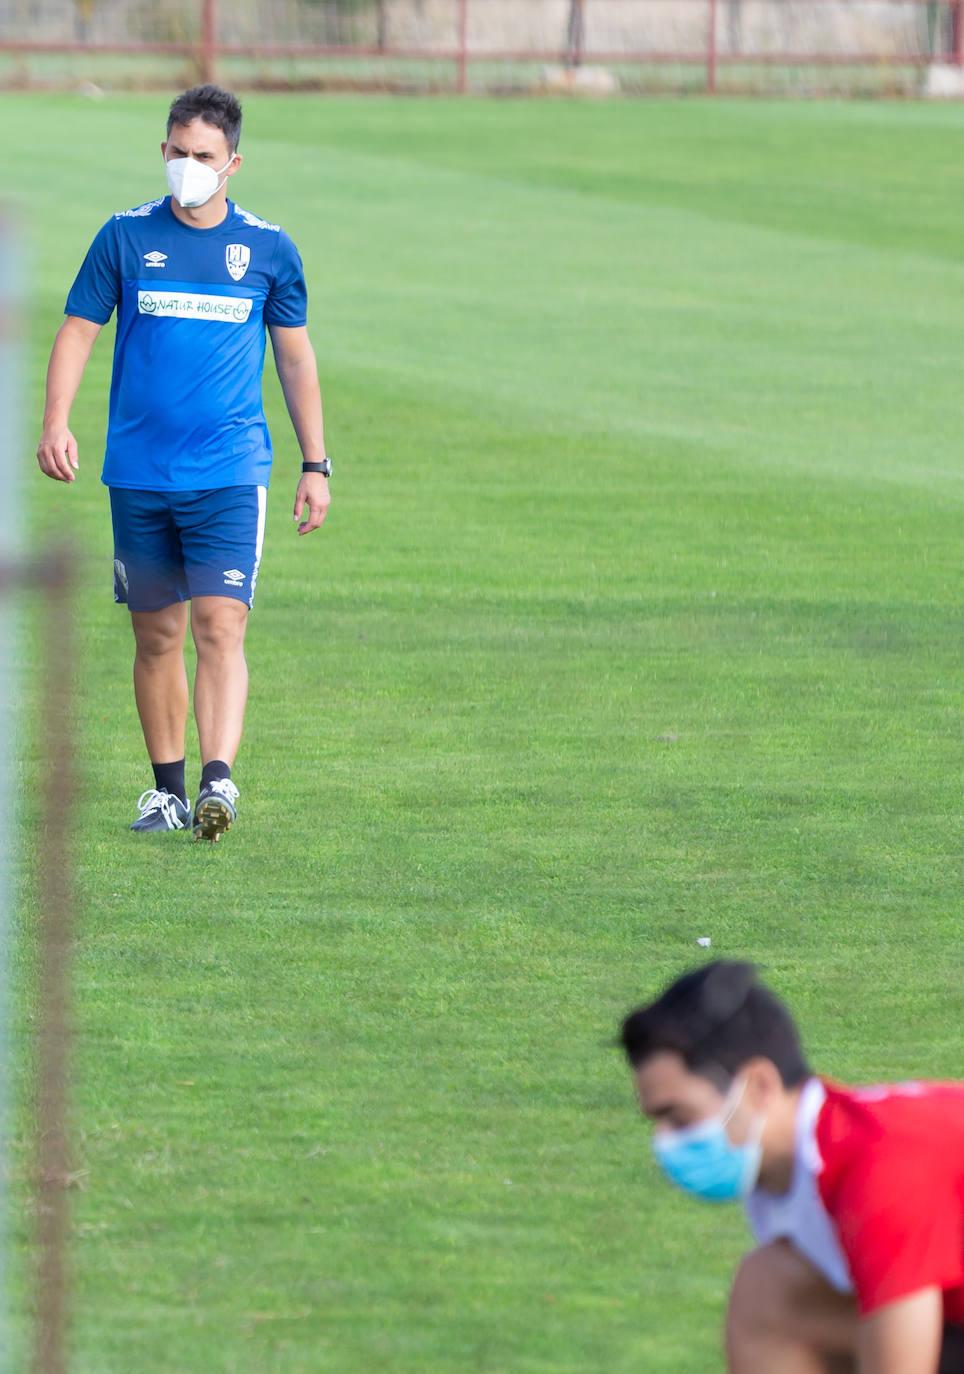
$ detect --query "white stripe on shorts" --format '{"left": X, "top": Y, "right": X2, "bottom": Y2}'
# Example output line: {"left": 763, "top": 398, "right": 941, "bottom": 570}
{"left": 249, "top": 485, "right": 267, "bottom": 606}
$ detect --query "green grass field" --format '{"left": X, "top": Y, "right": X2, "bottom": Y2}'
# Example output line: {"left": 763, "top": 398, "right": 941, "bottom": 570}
{"left": 5, "top": 93, "right": 963, "bottom": 1372}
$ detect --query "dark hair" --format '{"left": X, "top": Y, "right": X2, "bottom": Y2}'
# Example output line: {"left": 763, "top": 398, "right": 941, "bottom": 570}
{"left": 619, "top": 961, "right": 810, "bottom": 1090}
{"left": 167, "top": 84, "right": 242, "bottom": 153}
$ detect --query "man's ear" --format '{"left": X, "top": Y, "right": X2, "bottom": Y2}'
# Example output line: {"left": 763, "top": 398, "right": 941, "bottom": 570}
{"left": 743, "top": 1057, "right": 784, "bottom": 1110}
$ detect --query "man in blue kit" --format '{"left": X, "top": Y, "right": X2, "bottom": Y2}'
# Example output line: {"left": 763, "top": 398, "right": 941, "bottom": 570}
{"left": 37, "top": 84, "right": 331, "bottom": 841}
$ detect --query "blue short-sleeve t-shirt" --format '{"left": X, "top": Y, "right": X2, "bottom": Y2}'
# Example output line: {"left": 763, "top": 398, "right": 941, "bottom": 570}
{"left": 65, "top": 196, "right": 307, "bottom": 491}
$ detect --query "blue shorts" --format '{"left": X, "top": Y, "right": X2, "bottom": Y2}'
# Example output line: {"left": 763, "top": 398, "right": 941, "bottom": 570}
{"left": 109, "top": 486, "right": 267, "bottom": 613}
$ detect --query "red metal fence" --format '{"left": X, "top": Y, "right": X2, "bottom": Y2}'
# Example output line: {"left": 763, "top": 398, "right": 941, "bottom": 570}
{"left": 1, "top": 0, "right": 962, "bottom": 94}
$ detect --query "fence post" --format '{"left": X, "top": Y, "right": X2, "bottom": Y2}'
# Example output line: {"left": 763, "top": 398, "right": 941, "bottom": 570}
{"left": 567, "top": 0, "right": 586, "bottom": 68}
{"left": 457, "top": 0, "right": 468, "bottom": 93}
{"left": 200, "top": 0, "right": 217, "bottom": 84}
{"left": 31, "top": 550, "right": 77, "bottom": 1374}
{"left": 707, "top": 0, "right": 718, "bottom": 92}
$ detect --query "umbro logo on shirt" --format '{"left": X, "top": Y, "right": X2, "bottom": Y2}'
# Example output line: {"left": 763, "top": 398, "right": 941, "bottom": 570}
{"left": 143, "top": 250, "right": 168, "bottom": 268}
{"left": 222, "top": 569, "right": 246, "bottom": 587}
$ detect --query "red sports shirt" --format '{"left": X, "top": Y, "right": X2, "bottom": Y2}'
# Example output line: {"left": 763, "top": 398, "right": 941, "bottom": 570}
{"left": 746, "top": 1078, "right": 964, "bottom": 1320}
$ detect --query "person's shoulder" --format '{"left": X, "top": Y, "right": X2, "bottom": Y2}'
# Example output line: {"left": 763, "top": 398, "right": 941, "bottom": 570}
{"left": 817, "top": 1079, "right": 964, "bottom": 1186}
{"left": 228, "top": 203, "right": 303, "bottom": 262}
{"left": 95, "top": 197, "right": 169, "bottom": 246}
{"left": 111, "top": 196, "right": 168, "bottom": 223}
{"left": 230, "top": 202, "right": 284, "bottom": 235}
{"left": 824, "top": 1078, "right": 964, "bottom": 1123}
{"left": 815, "top": 1080, "right": 964, "bottom": 1313}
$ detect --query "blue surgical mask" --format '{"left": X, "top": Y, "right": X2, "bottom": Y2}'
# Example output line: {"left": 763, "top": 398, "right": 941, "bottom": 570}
{"left": 652, "top": 1076, "right": 764, "bottom": 1202}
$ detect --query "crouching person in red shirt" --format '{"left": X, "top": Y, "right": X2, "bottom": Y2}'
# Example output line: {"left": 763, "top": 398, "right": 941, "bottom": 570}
{"left": 620, "top": 961, "right": 964, "bottom": 1374}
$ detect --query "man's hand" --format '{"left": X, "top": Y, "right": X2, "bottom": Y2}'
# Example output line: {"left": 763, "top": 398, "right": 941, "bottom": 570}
{"left": 293, "top": 472, "right": 330, "bottom": 535}
{"left": 269, "top": 324, "right": 331, "bottom": 535}
{"left": 37, "top": 424, "right": 80, "bottom": 483}
{"left": 37, "top": 315, "right": 102, "bottom": 482}
{"left": 858, "top": 1288, "right": 943, "bottom": 1374}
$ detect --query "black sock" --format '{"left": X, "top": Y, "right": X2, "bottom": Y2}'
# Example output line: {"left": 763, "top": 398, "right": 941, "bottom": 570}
{"left": 152, "top": 758, "right": 187, "bottom": 806}
{"left": 200, "top": 759, "right": 232, "bottom": 792}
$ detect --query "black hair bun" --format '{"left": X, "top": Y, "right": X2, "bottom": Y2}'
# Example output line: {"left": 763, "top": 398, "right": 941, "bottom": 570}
{"left": 702, "top": 961, "right": 756, "bottom": 1020}
{"left": 671, "top": 960, "right": 757, "bottom": 1045}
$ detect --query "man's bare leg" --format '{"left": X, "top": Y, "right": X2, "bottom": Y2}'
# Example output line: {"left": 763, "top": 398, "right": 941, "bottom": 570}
{"left": 127, "top": 603, "right": 191, "bottom": 830}
{"left": 131, "top": 603, "right": 190, "bottom": 763}
{"left": 726, "top": 1241, "right": 858, "bottom": 1374}
{"left": 190, "top": 596, "right": 249, "bottom": 767}
{"left": 189, "top": 596, "right": 248, "bottom": 841}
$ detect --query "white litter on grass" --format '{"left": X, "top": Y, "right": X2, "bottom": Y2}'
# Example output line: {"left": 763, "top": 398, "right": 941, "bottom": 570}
{"left": 697, "top": 937, "right": 712, "bottom": 948}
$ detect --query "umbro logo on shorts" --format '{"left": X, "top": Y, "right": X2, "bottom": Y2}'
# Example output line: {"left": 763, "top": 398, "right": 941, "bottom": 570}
{"left": 143, "top": 250, "right": 167, "bottom": 268}
{"left": 222, "top": 568, "right": 246, "bottom": 587}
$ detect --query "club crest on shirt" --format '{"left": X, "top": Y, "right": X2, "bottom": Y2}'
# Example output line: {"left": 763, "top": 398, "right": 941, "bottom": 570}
{"left": 225, "top": 244, "right": 251, "bottom": 282}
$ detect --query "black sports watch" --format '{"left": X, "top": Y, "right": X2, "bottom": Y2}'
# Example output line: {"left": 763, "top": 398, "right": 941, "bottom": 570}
{"left": 302, "top": 458, "right": 332, "bottom": 477}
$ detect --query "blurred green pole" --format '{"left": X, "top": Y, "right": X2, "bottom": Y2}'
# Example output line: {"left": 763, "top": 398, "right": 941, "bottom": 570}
{"left": 0, "top": 207, "right": 24, "bottom": 1374}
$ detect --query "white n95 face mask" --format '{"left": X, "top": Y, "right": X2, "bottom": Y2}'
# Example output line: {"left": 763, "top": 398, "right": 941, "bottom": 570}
{"left": 165, "top": 154, "right": 233, "bottom": 209}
